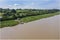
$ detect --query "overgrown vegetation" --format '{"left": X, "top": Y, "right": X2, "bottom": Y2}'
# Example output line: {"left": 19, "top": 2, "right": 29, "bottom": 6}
{"left": 0, "top": 8, "right": 60, "bottom": 28}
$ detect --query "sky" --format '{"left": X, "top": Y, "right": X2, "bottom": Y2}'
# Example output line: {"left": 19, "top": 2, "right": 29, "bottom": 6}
{"left": 0, "top": 0, "right": 60, "bottom": 9}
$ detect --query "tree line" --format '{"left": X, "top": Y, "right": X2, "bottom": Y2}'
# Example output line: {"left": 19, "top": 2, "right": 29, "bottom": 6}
{"left": 0, "top": 8, "right": 60, "bottom": 21}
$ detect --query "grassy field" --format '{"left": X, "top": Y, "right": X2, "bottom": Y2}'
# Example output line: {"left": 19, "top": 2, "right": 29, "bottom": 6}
{"left": 0, "top": 13, "right": 2, "bottom": 16}
{"left": 0, "top": 12, "right": 60, "bottom": 28}
{"left": 0, "top": 13, "right": 4, "bottom": 16}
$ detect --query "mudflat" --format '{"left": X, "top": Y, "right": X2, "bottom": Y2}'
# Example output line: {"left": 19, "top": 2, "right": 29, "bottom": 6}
{"left": 0, "top": 15, "right": 60, "bottom": 39}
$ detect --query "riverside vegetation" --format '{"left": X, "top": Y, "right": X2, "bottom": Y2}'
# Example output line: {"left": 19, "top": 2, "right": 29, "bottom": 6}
{"left": 0, "top": 8, "right": 60, "bottom": 28}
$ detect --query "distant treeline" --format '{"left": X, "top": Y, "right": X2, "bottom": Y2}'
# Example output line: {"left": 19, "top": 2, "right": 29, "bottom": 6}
{"left": 0, "top": 8, "right": 60, "bottom": 21}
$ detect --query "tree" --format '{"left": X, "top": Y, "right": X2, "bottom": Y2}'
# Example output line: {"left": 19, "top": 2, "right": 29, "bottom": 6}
{"left": 11, "top": 9, "right": 16, "bottom": 13}
{"left": 0, "top": 8, "right": 2, "bottom": 13}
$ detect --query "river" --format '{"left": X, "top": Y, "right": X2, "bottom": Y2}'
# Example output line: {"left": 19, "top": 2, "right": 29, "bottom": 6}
{"left": 0, "top": 15, "right": 60, "bottom": 40}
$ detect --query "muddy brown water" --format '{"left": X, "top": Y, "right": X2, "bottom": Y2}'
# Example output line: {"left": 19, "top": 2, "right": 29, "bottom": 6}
{"left": 0, "top": 15, "right": 60, "bottom": 39}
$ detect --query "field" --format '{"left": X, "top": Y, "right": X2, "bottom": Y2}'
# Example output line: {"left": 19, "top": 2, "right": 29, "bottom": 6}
{"left": 0, "top": 13, "right": 4, "bottom": 16}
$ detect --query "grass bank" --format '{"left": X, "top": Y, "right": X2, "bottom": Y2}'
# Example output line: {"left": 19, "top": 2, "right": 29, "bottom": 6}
{"left": 0, "top": 20, "right": 19, "bottom": 28}
{"left": 0, "top": 12, "right": 60, "bottom": 28}
{"left": 20, "top": 12, "right": 60, "bottom": 23}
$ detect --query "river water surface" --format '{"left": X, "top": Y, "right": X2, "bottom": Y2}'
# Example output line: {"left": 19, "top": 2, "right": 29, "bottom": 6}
{"left": 0, "top": 15, "right": 60, "bottom": 39}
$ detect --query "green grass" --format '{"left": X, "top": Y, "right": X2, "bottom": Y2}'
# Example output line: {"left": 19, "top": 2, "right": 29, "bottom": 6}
{"left": 0, "top": 13, "right": 2, "bottom": 16}
{"left": 0, "top": 12, "right": 60, "bottom": 28}
{"left": 20, "top": 12, "right": 60, "bottom": 23}
{"left": 0, "top": 20, "right": 19, "bottom": 28}
{"left": 0, "top": 13, "right": 4, "bottom": 16}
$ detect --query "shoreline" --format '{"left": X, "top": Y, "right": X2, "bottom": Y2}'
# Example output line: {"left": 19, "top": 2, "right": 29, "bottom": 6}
{"left": 1, "top": 14, "right": 60, "bottom": 29}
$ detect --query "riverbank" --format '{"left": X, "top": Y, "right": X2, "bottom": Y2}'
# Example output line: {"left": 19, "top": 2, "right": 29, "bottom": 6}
{"left": 0, "top": 12, "right": 60, "bottom": 28}
{"left": 20, "top": 12, "right": 60, "bottom": 23}
{"left": 0, "top": 15, "right": 60, "bottom": 39}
